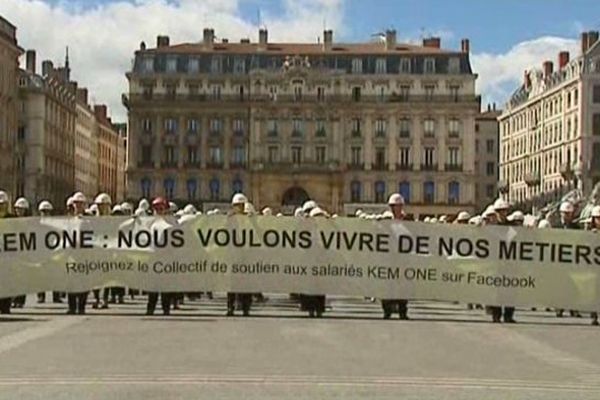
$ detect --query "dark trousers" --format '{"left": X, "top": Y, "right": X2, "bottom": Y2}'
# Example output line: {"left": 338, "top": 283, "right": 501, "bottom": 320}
{"left": 227, "top": 293, "right": 252, "bottom": 315}
{"left": 381, "top": 299, "right": 408, "bottom": 319}
{"left": 490, "top": 306, "right": 515, "bottom": 322}
{"left": 12, "top": 295, "right": 26, "bottom": 307}
{"left": 38, "top": 292, "right": 62, "bottom": 303}
{"left": 0, "top": 297, "right": 11, "bottom": 314}
{"left": 110, "top": 287, "right": 125, "bottom": 303}
{"left": 93, "top": 288, "right": 109, "bottom": 306}
{"left": 299, "top": 295, "right": 326, "bottom": 317}
{"left": 67, "top": 292, "right": 88, "bottom": 314}
{"left": 146, "top": 292, "right": 172, "bottom": 315}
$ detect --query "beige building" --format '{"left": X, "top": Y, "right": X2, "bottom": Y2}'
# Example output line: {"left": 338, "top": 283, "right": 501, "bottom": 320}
{"left": 74, "top": 88, "right": 98, "bottom": 199}
{"left": 125, "top": 29, "right": 480, "bottom": 217}
{"left": 95, "top": 105, "right": 123, "bottom": 202}
{"left": 16, "top": 53, "right": 76, "bottom": 208}
{"left": 0, "top": 16, "right": 23, "bottom": 198}
{"left": 499, "top": 31, "right": 600, "bottom": 210}
{"left": 475, "top": 106, "right": 501, "bottom": 210}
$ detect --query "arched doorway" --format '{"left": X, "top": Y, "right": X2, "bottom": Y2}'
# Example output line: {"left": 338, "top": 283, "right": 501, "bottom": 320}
{"left": 281, "top": 186, "right": 310, "bottom": 207}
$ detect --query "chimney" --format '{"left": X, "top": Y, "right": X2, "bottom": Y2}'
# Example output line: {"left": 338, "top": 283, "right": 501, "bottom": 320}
{"left": 582, "top": 31, "right": 590, "bottom": 54}
{"left": 156, "top": 35, "right": 170, "bottom": 48}
{"left": 543, "top": 60, "right": 553, "bottom": 78}
{"left": 385, "top": 29, "right": 396, "bottom": 50}
{"left": 240, "top": 38, "right": 250, "bottom": 44}
{"left": 423, "top": 37, "right": 441, "bottom": 49}
{"left": 76, "top": 88, "right": 88, "bottom": 104}
{"left": 221, "top": 38, "right": 229, "bottom": 43}
{"left": 259, "top": 28, "right": 268, "bottom": 45}
{"left": 203, "top": 28, "right": 214, "bottom": 45}
{"left": 558, "top": 51, "right": 570, "bottom": 69}
{"left": 26, "top": 50, "right": 36, "bottom": 74}
{"left": 323, "top": 29, "right": 333, "bottom": 50}
{"left": 94, "top": 105, "right": 108, "bottom": 121}
{"left": 461, "top": 38, "right": 470, "bottom": 53}
{"left": 589, "top": 31, "right": 599, "bottom": 50}
{"left": 140, "top": 41, "right": 146, "bottom": 51}
{"left": 487, "top": 103, "right": 491, "bottom": 112}
{"left": 41, "top": 60, "right": 54, "bottom": 76}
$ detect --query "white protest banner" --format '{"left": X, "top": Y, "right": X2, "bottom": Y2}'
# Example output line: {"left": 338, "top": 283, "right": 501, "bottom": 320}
{"left": 0, "top": 215, "right": 599, "bottom": 310}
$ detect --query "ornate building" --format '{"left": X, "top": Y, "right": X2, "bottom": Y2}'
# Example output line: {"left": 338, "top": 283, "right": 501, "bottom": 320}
{"left": 125, "top": 29, "right": 480, "bottom": 216}
{"left": 499, "top": 31, "right": 600, "bottom": 211}
{"left": 75, "top": 88, "right": 98, "bottom": 199}
{"left": 0, "top": 16, "right": 23, "bottom": 199}
{"left": 475, "top": 105, "right": 501, "bottom": 211}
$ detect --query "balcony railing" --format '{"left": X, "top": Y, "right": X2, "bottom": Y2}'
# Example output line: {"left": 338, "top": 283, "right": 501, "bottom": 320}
{"left": 257, "top": 161, "right": 341, "bottom": 172}
{"left": 348, "top": 163, "right": 364, "bottom": 170}
{"left": 206, "top": 162, "right": 224, "bottom": 169}
{"left": 161, "top": 162, "right": 178, "bottom": 168}
{"left": 372, "top": 163, "right": 388, "bottom": 171}
{"left": 351, "top": 130, "right": 362, "bottom": 138}
{"left": 444, "top": 163, "right": 463, "bottom": 172}
{"left": 421, "top": 163, "right": 438, "bottom": 171}
{"left": 396, "top": 163, "right": 413, "bottom": 171}
{"left": 138, "top": 161, "right": 154, "bottom": 168}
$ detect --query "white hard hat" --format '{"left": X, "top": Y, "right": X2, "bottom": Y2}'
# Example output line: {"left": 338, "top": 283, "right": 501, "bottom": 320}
{"left": 14, "top": 197, "right": 30, "bottom": 209}
{"left": 89, "top": 204, "right": 99, "bottom": 213}
{"left": 423, "top": 217, "right": 431, "bottom": 223}
{"left": 134, "top": 208, "right": 146, "bottom": 217}
{"left": 38, "top": 200, "right": 53, "bottom": 212}
{"left": 493, "top": 197, "right": 510, "bottom": 211}
{"left": 262, "top": 207, "right": 273, "bottom": 216}
{"left": 212, "top": 208, "right": 221, "bottom": 215}
{"left": 382, "top": 210, "right": 394, "bottom": 219}
{"left": 72, "top": 192, "right": 87, "bottom": 203}
{"left": 468, "top": 216, "right": 482, "bottom": 226}
{"left": 439, "top": 215, "right": 448, "bottom": 223}
{"left": 387, "top": 193, "right": 405, "bottom": 206}
{"left": 276, "top": 212, "right": 283, "bottom": 217}
{"left": 121, "top": 202, "right": 133, "bottom": 212}
{"left": 559, "top": 201, "right": 574, "bottom": 213}
{"left": 179, "top": 214, "right": 196, "bottom": 223}
{"left": 294, "top": 207, "right": 304, "bottom": 217}
{"left": 66, "top": 196, "right": 74, "bottom": 207}
{"left": 538, "top": 219, "right": 551, "bottom": 228}
{"left": 309, "top": 207, "right": 329, "bottom": 218}
{"left": 94, "top": 193, "right": 112, "bottom": 205}
{"left": 0, "top": 191, "right": 8, "bottom": 204}
{"left": 331, "top": 213, "right": 338, "bottom": 218}
{"left": 592, "top": 205, "right": 600, "bottom": 218}
{"left": 231, "top": 193, "right": 248, "bottom": 205}
{"left": 138, "top": 198, "right": 150, "bottom": 211}
{"left": 355, "top": 209, "right": 363, "bottom": 217}
{"left": 196, "top": 211, "right": 203, "bottom": 216}
{"left": 111, "top": 204, "right": 123, "bottom": 213}
{"left": 244, "top": 202, "right": 256, "bottom": 215}
{"left": 183, "top": 204, "right": 197, "bottom": 215}
{"left": 430, "top": 217, "right": 439, "bottom": 224}
{"left": 483, "top": 205, "right": 497, "bottom": 218}
{"left": 175, "top": 210, "right": 184, "bottom": 217}
{"left": 508, "top": 210, "right": 525, "bottom": 222}
{"left": 456, "top": 211, "right": 470, "bottom": 222}
{"left": 302, "top": 200, "right": 318, "bottom": 213}
{"left": 169, "top": 202, "right": 178, "bottom": 212}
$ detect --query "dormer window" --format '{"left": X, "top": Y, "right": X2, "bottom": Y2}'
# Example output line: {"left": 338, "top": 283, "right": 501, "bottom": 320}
{"left": 166, "top": 57, "right": 177, "bottom": 73}
{"left": 448, "top": 57, "right": 460, "bottom": 74}
{"left": 399, "top": 58, "right": 411, "bottom": 74}
{"left": 375, "top": 58, "right": 386, "bottom": 74}
{"left": 188, "top": 58, "right": 199, "bottom": 73}
{"left": 143, "top": 57, "right": 154, "bottom": 73}
{"left": 424, "top": 58, "right": 436, "bottom": 74}
{"left": 352, "top": 58, "right": 363, "bottom": 74}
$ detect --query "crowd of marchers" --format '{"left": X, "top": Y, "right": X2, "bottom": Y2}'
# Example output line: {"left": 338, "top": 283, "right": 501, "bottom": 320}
{"left": 0, "top": 189, "right": 599, "bottom": 326}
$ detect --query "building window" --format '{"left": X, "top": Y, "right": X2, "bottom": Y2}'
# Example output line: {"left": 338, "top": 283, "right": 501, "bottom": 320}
{"left": 293, "top": 85, "right": 303, "bottom": 101}
{"left": 352, "top": 58, "right": 363, "bottom": 74}
{"left": 375, "top": 119, "right": 387, "bottom": 137}
{"left": 166, "top": 58, "right": 177, "bottom": 73}
{"left": 351, "top": 146, "right": 362, "bottom": 166}
{"left": 315, "top": 146, "right": 326, "bottom": 163}
{"left": 141, "top": 178, "right": 152, "bottom": 198}
{"left": 593, "top": 114, "right": 600, "bottom": 135}
{"left": 209, "top": 178, "right": 220, "bottom": 200}
{"left": 164, "top": 118, "right": 177, "bottom": 134}
{"left": 165, "top": 83, "right": 177, "bottom": 99}
{"left": 447, "top": 147, "right": 460, "bottom": 166}
{"left": 141, "top": 145, "right": 153, "bottom": 166}
{"left": 424, "top": 58, "right": 436, "bottom": 74}
{"left": 232, "top": 178, "right": 243, "bottom": 195}
{"left": 210, "top": 118, "right": 222, "bottom": 134}
{"left": 448, "top": 181, "right": 460, "bottom": 204}
{"left": 188, "top": 58, "right": 199, "bottom": 73}
{"left": 187, "top": 118, "right": 199, "bottom": 134}
{"left": 424, "top": 85, "right": 435, "bottom": 101}
{"left": 210, "top": 56, "right": 222, "bottom": 74}
{"left": 209, "top": 146, "right": 223, "bottom": 166}
{"left": 594, "top": 85, "right": 600, "bottom": 103}
{"left": 399, "top": 58, "right": 411, "bottom": 74}
{"left": 143, "top": 57, "right": 154, "bottom": 73}
{"left": 315, "top": 119, "right": 326, "bottom": 137}
{"left": 352, "top": 87, "right": 361, "bottom": 102}
{"left": 424, "top": 118, "right": 435, "bottom": 137}
{"left": 486, "top": 184, "right": 495, "bottom": 198}
{"left": 291, "top": 146, "right": 303, "bottom": 164}
{"left": 486, "top": 161, "right": 495, "bottom": 176}
{"left": 268, "top": 146, "right": 279, "bottom": 163}
{"left": 486, "top": 139, "right": 494, "bottom": 154}
{"left": 232, "top": 146, "right": 245, "bottom": 166}
{"left": 374, "top": 181, "right": 386, "bottom": 203}
{"left": 423, "top": 147, "right": 435, "bottom": 168}
{"left": 398, "top": 147, "right": 411, "bottom": 168}
{"left": 187, "top": 146, "right": 198, "bottom": 165}
{"left": 317, "top": 87, "right": 325, "bottom": 101}
{"left": 186, "top": 179, "right": 197, "bottom": 201}
{"left": 165, "top": 146, "right": 176, "bottom": 166}
{"left": 399, "top": 118, "right": 410, "bottom": 137}
{"left": 292, "top": 118, "right": 304, "bottom": 137}
{"left": 399, "top": 85, "right": 410, "bottom": 101}
{"left": 399, "top": 181, "right": 410, "bottom": 203}
{"left": 267, "top": 119, "right": 278, "bottom": 136}
{"left": 351, "top": 118, "right": 361, "bottom": 136}
{"left": 448, "top": 57, "right": 460, "bottom": 74}
{"left": 423, "top": 181, "right": 435, "bottom": 203}
{"left": 375, "top": 147, "right": 386, "bottom": 170}
{"left": 448, "top": 118, "right": 460, "bottom": 137}
{"left": 164, "top": 178, "right": 175, "bottom": 199}
{"left": 233, "top": 57, "right": 245, "bottom": 74}
{"left": 449, "top": 85, "right": 459, "bottom": 102}
{"left": 375, "top": 58, "right": 387, "bottom": 74}
{"left": 141, "top": 118, "right": 152, "bottom": 133}
{"left": 233, "top": 118, "right": 244, "bottom": 134}
{"left": 350, "top": 181, "right": 361, "bottom": 202}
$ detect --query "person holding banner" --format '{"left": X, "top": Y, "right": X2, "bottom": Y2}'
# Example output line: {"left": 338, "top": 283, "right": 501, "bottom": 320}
{"left": 146, "top": 197, "right": 174, "bottom": 316}
{"left": 0, "top": 191, "right": 15, "bottom": 314}
{"left": 92, "top": 193, "right": 113, "bottom": 309}
{"left": 555, "top": 201, "right": 583, "bottom": 319}
{"left": 67, "top": 192, "right": 92, "bottom": 315}
{"left": 37, "top": 200, "right": 64, "bottom": 305}
{"left": 381, "top": 193, "right": 409, "bottom": 320}
{"left": 226, "top": 193, "right": 253, "bottom": 317}
{"left": 588, "top": 206, "right": 600, "bottom": 326}
{"left": 12, "top": 197, "right": 31, "bottom": 308}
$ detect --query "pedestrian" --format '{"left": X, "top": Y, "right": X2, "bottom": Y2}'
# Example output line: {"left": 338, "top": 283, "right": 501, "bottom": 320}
{"left": 454, "top": 211, "right": 470, "bottom": 225}
{"left": 37, "top": 200, "right": 63, "bottom": 304}
{"left": 67, "top": 192, "right": 91, "bottom": 315}
{"left": 588, "top": 205, "right": 600, "bottom": 326}
{"left": 12, "top": 197, "right": 31, "bottom": 308}
{"left": 91, "top": 193, "right": 115, "bottom": 309}
{"left": 555, "top": 201, "right": 582, "bottom": 318}
{"left": 0, "top": 191, "right": 14, "bottom": 314}
{"left": 226, "top": 193, "right": 253, "bottom": 316}
{"left": 381, "top": 193, "right": 409, "bottom": 320}
{"left": 507, "top": 210, "right": 525, "bottom": 227}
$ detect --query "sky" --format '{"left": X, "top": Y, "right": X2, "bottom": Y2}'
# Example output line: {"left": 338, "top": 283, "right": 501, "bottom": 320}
{"left": 2, "top": 0, "right": 600, "bottom": 121}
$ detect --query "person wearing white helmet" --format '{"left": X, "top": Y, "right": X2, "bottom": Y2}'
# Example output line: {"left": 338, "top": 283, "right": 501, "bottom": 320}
{"left": 38, "top": 200, "right": 53, "bottom": 216}
{"left": 227, "top": 193, "right": 253, "bottom": 316}
{"left": 111, "top": 205, "right": 124, "bottom": 215}
{"left": 66, "top": 192, "right": 92, "bottom": 314}
{"left": 261, "top": 207, "right": 273, "bottom": 216}
{"left": 423, "top": 216, "right": 431, "bottom": 223}
{"left": 120, "top": 202, "right": 133, "bottom": 216}
{"left": 588, "top": 206, "right": 600, "bottom": 326}
{"left": 94, "top": 192, "right": 112, "bottom": 215}
{"left": 293, "top": 207, "right": 304, "bottom": 218}
{"left": 244, "top": 202, "right": 256, "bottom": 215}
{"left": 169, "top": 201, "right": 178, "bottom": 214}
{"left": 71, "top": 192, "right": 88, "bottom": 216}
{"left": 92, "top": 193, "right": 115, "bottom": 309}
{"left": 299, "top": 208, "right": 329, "bottom": 317}
{"left": 381, "top": 193, "right": 409, "bottom": 320}
{"left": 429, "top": 217, "right": 439, "bottom": 224}
{"left": 438, "top": 215, "right": 448, "bottom": 224}
{"left": 537, "top": 219, "right": 551, "bottom": 229}
{"left": 183, "top": 204, "right": 197, "bottom": 215}
{"left": 0, "top": 191, "right": 14, "bottom": 314}
{"left": 507, "top": 210, "right": 525, "bottom": 227}
{"left": 301, "top": 200, "right": 318, "bottom": 216}
{"left": 65, "top": 196, "right": 75, "bottom": 216}
{"left": 555, "top": 201, "right": 582, "bottom": 319}
{"left": 138, "top": 198, "right": 150, "bottom": 211}
{"left": 276, "top": 212, "right": 283, "bottom": 217}
{"left": 455, "top": 211, "right": 470, "bottom": 224}
{"left": 11, "top": 197, "right": 31, "bottom": 308}
{"left": 482, "top": 205, "right": 497, "bottom": 225}
{"left": 355, "top": 209, "right": 364, "bottom": 218}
